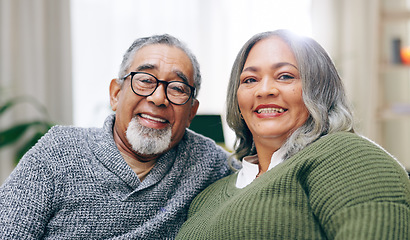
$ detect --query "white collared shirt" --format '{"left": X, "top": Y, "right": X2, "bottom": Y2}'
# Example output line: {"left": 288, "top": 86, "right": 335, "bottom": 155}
{"left": 235, "top": 147, "right": 286, "bottom": 189}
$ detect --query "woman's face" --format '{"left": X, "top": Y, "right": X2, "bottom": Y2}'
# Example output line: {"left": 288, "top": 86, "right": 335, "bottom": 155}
{"left": 237, "top": 36, "right": 309, "bottom": 149}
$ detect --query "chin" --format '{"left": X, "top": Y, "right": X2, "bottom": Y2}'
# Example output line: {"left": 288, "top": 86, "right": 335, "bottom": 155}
{"left": 126, "top": 117, "right": 172, "bottom": 155}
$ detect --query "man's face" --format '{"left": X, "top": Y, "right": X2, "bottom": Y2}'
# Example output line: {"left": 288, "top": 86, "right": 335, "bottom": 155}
{"left": 110, "top": 44, "right": 199, "bottom": 158}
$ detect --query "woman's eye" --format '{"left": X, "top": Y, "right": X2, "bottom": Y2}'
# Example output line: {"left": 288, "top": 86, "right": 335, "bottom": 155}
{"left": 242, "top": 77, "right": 257, "bottom": 84}
{"left": 278, "top": 74, "right": 295, "bottom": 81}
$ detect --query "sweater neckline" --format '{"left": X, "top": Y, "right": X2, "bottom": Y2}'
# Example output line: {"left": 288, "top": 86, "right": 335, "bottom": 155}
{"left": 89, "top": 114, "right": 179, "bottom": 193}
{"left": 224, "top": 133, "right": 344, "bottom": 198}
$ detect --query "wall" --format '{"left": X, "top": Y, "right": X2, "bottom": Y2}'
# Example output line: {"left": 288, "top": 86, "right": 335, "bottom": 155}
{"left": 0, "top": 0, "right": 72, "bottom": 183}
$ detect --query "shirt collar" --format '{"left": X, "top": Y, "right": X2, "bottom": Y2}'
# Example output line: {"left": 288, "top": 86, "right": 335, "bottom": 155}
{"left": 235, "top": 147, "right": 286, "bottom": 189}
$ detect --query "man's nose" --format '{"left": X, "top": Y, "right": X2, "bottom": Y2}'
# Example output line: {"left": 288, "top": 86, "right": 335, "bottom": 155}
{"left": 146, "top": 84, "right": 170, "bottom": 107}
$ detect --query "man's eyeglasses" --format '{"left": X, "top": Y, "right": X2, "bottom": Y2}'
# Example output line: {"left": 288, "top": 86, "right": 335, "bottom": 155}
{"left": 122, "top": 72, "right": 196, "bottom": 105}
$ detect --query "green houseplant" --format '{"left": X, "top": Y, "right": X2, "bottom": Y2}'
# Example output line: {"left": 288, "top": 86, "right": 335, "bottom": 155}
{"left": 0, "top": 94, "right": 54, "bottom": 165}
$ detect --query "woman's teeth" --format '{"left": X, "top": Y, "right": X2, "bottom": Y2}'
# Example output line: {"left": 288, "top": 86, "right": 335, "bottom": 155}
{"left": 257, "top": 108, "right": 285, "bottom": 114}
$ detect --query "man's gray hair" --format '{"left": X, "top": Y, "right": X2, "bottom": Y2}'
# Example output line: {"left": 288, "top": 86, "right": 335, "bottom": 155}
{"left": 226, "top": 29, "right": 355, "bottom": 161}
{"left": 117, "top": 34, "right": 201, "bottom": 98}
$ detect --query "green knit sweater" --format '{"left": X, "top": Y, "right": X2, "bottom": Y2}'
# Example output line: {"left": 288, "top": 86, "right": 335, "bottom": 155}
{"left": 176, "top": 132, "right": 410, "bottom": 240}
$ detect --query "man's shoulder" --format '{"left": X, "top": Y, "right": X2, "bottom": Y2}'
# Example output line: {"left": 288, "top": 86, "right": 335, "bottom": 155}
{"left": 183, "top": 129, "right": 229, "bottom": 157}
{"left": 44, "top": 124, "right": 99, "bottom": 141}
{"left": 48, "top": 124, "right": 90, "bottom": 134}
{"left": 168, "top": 129, "right": 233, "bottom": 184}
{"left": 31, "top": 125, "right": 104, "bottom": 155}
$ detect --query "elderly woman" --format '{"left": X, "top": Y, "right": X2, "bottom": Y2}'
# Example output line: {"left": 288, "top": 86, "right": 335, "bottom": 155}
{"left": 176, "top": 30, "right": 410, "bottom": 239}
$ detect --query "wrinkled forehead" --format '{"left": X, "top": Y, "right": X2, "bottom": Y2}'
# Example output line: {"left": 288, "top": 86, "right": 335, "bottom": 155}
{"left": 130, "top": 44, "right": 194, "bottom": 84}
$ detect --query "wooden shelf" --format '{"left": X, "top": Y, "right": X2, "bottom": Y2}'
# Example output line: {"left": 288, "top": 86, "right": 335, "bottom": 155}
{"left": 382, "top": 11, "right": 410, "bottom": 20}
{"left": 378, "top": 0, "right": 410, "bottom": 170}
{"left": 378, "top": 109, "right": 410, "bottom": 121}
{"left": 380, "top": 63, "right": 410, "bottom": 71}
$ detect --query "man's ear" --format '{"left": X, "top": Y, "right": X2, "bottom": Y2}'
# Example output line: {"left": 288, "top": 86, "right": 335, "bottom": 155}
{"left": 109, "top": 79, "right": 121, "bottom": 111}
{"left": 186, "top": 99, "right": 199, "bottom": 127}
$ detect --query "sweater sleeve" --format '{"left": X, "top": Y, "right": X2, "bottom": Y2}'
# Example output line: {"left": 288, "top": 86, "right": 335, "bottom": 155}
{"left": 0, "top": 130, "right": 55, "bottom": 239}
{"left": 304, "top": 133, "right": 410, "bottom": 240}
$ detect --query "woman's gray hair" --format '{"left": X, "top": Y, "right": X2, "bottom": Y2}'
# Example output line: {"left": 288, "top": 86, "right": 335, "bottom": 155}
{"left": 117, "top": 34, "right": 201, "bottom": 98}
{"left": 226, "top": 29, "right": 355, "bottom": 161}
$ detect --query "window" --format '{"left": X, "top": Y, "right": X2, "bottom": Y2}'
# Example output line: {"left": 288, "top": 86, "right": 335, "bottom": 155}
{"left": 71, "top": 0, "right": 312, "bottom": 147}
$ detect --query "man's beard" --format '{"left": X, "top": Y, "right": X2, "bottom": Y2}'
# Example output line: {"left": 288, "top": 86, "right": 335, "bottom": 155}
{"left": 126, "top": 117, "right": 172, "bottom": 155}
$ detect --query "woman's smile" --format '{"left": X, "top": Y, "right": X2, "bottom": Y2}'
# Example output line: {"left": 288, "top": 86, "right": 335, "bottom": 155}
{"left": 237, "top": 36, "right": 309, "bottom": 148}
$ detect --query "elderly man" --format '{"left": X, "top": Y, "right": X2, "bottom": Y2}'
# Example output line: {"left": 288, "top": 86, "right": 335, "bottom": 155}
{"left": 0, "top": 34, "right": 231, "bottom": 239}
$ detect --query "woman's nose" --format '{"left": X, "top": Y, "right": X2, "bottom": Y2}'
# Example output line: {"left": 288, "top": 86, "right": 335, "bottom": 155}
{"left": 255, "top": 77, "right": 279, "bottom": 97}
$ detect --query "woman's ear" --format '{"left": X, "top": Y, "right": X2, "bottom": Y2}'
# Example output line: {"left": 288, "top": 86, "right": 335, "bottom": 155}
{"left": 109, "top": 79, "right": 121, "bottom": 111}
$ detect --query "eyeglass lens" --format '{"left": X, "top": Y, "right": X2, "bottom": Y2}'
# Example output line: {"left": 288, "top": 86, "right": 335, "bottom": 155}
{"left": 131, "top": 72, "right": 193, "bottom": 105}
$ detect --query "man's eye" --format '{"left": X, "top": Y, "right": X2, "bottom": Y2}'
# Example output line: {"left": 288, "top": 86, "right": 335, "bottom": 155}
{"left": 139, "top": 78, "right": 155, "bottom": 83}
{"left": 171, "top": 85, "right": 187, "bottom": 93}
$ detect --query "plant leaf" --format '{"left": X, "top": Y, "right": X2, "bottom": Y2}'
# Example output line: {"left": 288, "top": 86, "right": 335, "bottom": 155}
{"left": 0, "top": 121, "right": 48, "bottom": 148}
{"left": 0, "top": 96, "right": 50, "bottom": 117}
{"left": 0, "top": 100, "right": 16, "bottom": 115}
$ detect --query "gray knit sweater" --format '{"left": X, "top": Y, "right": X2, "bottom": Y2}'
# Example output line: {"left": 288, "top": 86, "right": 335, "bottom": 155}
{"left": 0, "top": 114, "right": 231, "bottom": 239}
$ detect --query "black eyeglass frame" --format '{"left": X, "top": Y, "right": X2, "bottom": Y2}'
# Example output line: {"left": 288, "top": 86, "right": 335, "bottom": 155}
{"left": 122, "top": 71, "right": 196, "bottom": 105}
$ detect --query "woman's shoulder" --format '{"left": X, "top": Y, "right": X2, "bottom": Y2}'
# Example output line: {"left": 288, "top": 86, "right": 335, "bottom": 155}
{"left": 291, "top": 131, "right": 409, "bottom": 192}
{"left": 306, "top": 131, "right": 397, "bottom": 161}
{"left": 296, "top": 131, "right": 410, "bottom": 200}
{"left": 294, "top": 132, "right": 410, "bottom": 228}
{"left": 315, "top": 131, "right": 372, "bottom": 147}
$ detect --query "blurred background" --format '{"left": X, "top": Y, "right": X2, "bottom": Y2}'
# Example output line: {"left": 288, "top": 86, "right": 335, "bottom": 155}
{"left": 1, "top": 0, "right": 410, "bottom": 183}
